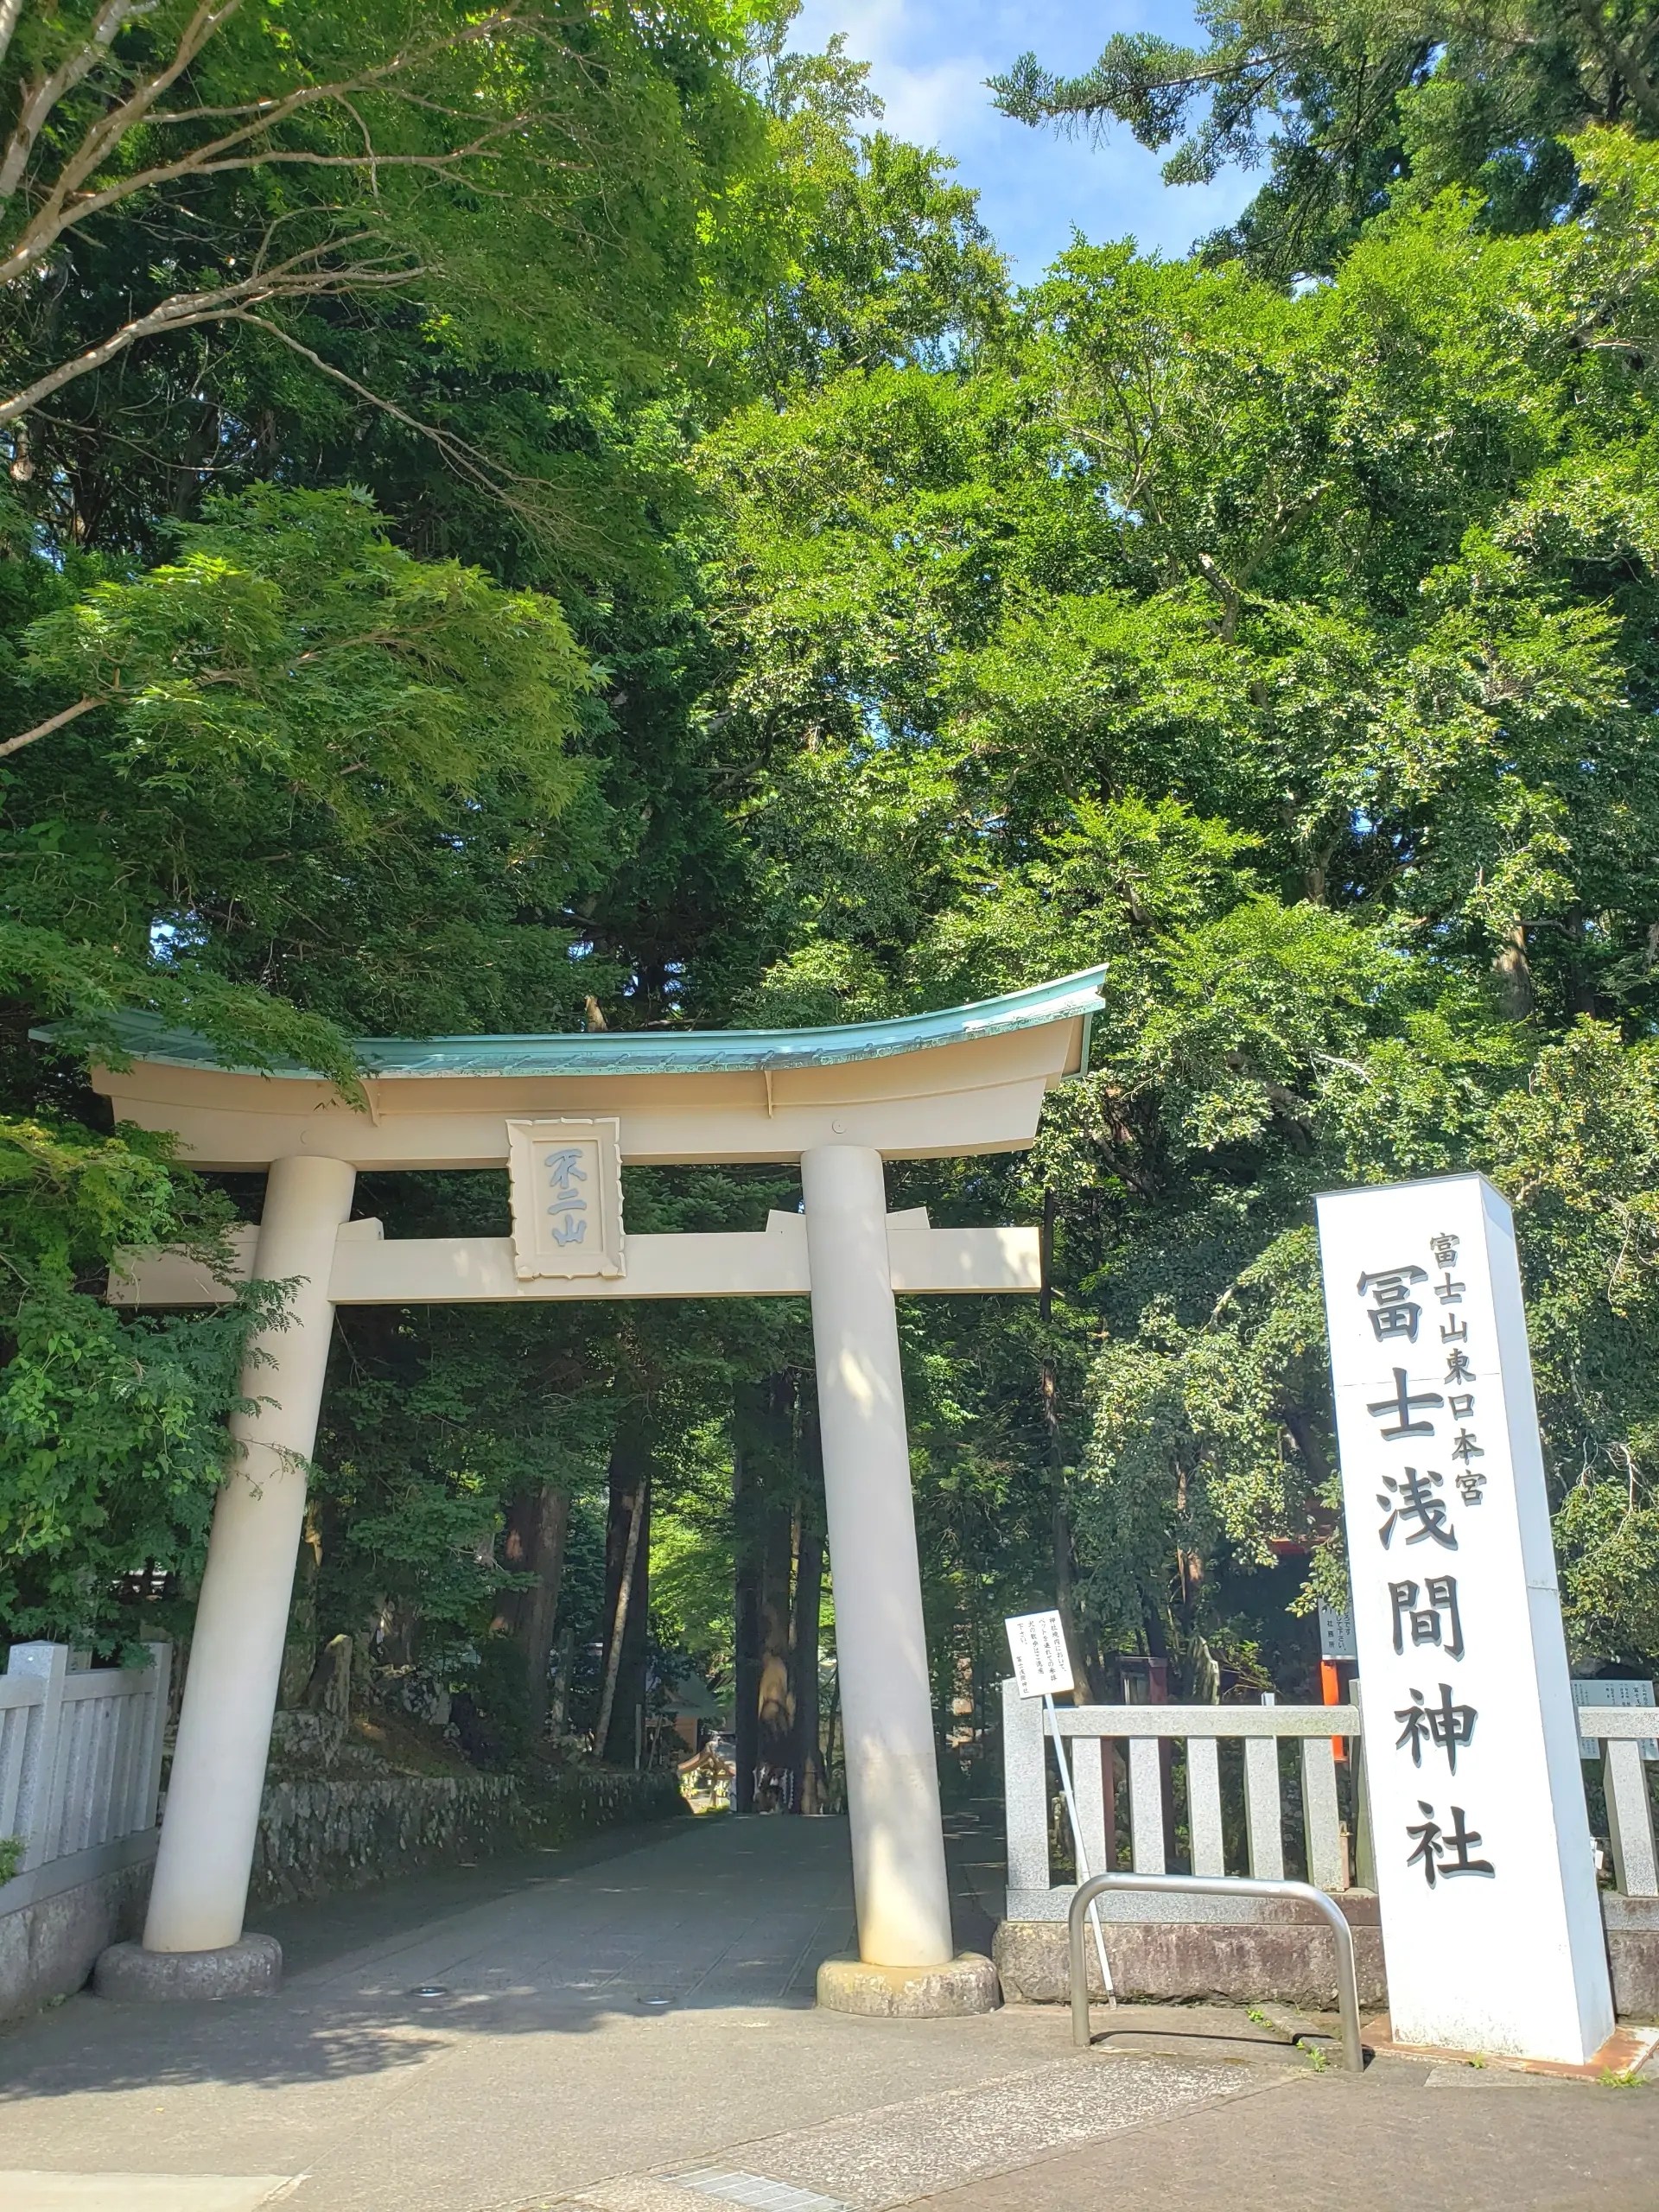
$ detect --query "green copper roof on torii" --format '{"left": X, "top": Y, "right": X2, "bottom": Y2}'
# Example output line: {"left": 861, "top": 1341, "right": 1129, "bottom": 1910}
{"left": 44, "top": 967, "right": 1108, "bottom": 1081}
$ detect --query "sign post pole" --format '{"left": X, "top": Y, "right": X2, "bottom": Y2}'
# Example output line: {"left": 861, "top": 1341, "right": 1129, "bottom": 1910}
{"left": 1316, "top": 1173, "right": 1613, "bottom": 2063}
{"left": 1007, "top": 1611, "right": 1113, "bottom": 2001}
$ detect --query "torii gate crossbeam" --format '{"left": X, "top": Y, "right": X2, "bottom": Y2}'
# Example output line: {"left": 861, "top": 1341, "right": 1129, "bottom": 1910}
{"left": 71, "top": 968, "right": 1106, "bottom": 2012}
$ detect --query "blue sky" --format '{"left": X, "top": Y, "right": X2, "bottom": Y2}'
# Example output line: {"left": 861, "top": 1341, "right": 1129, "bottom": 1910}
{"left": 787, "top": 2, "right": 1257, "bottom": 283}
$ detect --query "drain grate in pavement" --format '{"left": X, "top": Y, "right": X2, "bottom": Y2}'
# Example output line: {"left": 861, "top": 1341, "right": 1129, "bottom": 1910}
{"left": 671, "top": 2171, "right": 847, "bottom": 2212}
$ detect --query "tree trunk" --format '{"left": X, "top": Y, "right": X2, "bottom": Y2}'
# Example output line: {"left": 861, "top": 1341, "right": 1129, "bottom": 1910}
{"left": 1040, "top": 1187, "right": 1101, "bottom": 1701}
{"left": 599, "top": 1415, "right": 652, "bottom": 1765}
{"left": 1563, "top": 906, "right": 1599, "bottom": 1017}
{"left": 493, "top": 1484, "right": 570, "bottom": 1738}
{"left": 734, "top": 1373, "right": 797, "bottom": 1809}
{"left": 791, "top": 1510, "right": 825, "bottom": 1814}
{"left": 822, "top": 1649, "right": 842, "bottom": 1813}
{"left": 279, "top": 1499, "right": 324, "bottom": 1707}
{"left": 732, "top": 1388, "right": 762, "bottom": 1815}
{"left": 791, "top": 1398, "right": 826, "bottom": 1815}
{"left": 549, "top": 1623, "right": 575, "bottom": 1737}
{"left": 1493, "top": 922, "right": 1535, "bottom": 1020}
{"left": 757, "top": 1490, "right": 794, "bottom": 1805}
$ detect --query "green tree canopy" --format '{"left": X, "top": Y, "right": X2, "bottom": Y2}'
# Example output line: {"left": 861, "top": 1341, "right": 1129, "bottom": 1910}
{"left": 689, "top": 117, "right": 1659, "bottom": 1683}
{"left": 6, "top": 2, "right": 1658, "bottom": 1735}
{"left": 991, "top": 3, "right": 1659, "bottom": 277}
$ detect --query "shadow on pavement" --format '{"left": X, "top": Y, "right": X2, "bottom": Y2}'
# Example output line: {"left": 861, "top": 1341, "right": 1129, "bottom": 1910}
{"left": 0, "top": 1812, "right": 866, "bottom": 2098}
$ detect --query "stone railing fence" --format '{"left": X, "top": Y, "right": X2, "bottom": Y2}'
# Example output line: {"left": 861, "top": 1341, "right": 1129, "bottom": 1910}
{"left": 0, "top": 1642, "right": 170, "bottom": 1906}
{"left": 1002, "top": 1681, "right": 1659, "bottom": 1914}
{"left": 1578, "top": 1707, "right": 1659, "bottom": 1899}
{"left": 997, "top": 1679, "right": 1659, "bottom": 2013}
{"left": 1001, "top": 1678, "right": 1363, "bottom": 1918}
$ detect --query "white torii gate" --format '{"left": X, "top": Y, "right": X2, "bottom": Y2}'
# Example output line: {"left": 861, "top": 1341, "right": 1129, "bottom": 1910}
{"left": 87, "top": 967, "right": 1106, "bottom": 2011}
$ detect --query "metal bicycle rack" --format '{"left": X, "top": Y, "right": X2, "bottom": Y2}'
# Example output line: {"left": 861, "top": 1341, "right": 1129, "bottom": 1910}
{"left": 1066, "top": 1869, "right": 1367, "bottom": 2076}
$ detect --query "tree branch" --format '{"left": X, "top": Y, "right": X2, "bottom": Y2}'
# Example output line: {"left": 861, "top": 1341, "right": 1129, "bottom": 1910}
{"left": 1194, "top": 550, "right": 1241, "bottom": 641}
{"left": 0, "top": 5, "right": 540, "bottom": 289}
{"left": 41, "top": 0, "right": 235, "bottom": 211}
{"left": 0, "top": 0, "right": 160, "bottom": 202}
{"left": 0, "top": 238, "right": 423, "bottom": 429}
{"left": 227, "top": 314, "right": 573, "bottom": 532}
{"left": 1573, "top": 0, "right": 1659, "bottom": 133}
{"left": 0, "top": 693, "right": 111, "bottom": 760}
{"left": 0, "top": 0, "right": 28, "bottom": 80}
{"left": 0, "top": 617, "right": 475, "bottom": 766}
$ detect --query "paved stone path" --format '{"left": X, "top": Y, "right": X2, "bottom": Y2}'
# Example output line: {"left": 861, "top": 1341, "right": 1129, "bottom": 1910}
{"left": 0, "top": 1814, "right": 1653, "bottom": 2211}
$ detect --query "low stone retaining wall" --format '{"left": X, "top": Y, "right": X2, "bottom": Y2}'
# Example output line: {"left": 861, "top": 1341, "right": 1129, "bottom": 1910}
{"left": 995, "top": 1892, "right": 1658, "bottom": 2020}
{"left": 1, "top": 1759, "right": 683, "bottom": 2022}
{"left": 250, "top": 1772, "right": 525, "bottom": 1908}
{"left": 249, "top": 1764, "right": 684, "bottom": 1909}
{"left": 1604, "top": 1895, "right": 1659, "bottom": 2018}
{"left": 532, "top": 1767, "right": 685, "bottom": 1840}
{"left": 0, "top": 1834, "right": 157, "bottom": 2028}
{"left": 995, "top": 1893, "right": 1388, "bottom": 2012}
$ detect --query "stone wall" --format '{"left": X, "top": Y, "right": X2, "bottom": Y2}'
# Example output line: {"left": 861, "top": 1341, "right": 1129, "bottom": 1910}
{"left": 245, "top": 1707, "right": 686, "bottom": 1908}
{"left": 0, "top": 1751, "right": 683, "bottom": 2024}
{"left": 250, "top": 1772, "right": 524, "bottom": 1908}
{"left": 995, "top": 1893, "right": 1659, "bottom": 2022}
{"left": 0, "top": 1838, "right": 156, "bottom": 2028}
{"left": 537, "top": 1767, "right": 686, "bottom": 1837}
{"left": 249, "top": 1761, "right": 684, "bottom": 1909}
{"left": 1604, "top": 1894, "right": 1659, "bottom": 2018}
{"left": 995, "top": 1893, "right": 1388, "bottom": 2012}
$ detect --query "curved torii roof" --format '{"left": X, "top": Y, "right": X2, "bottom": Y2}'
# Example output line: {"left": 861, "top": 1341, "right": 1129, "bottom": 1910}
{"left": 79, "top": 966, "right": 1107, "bottom": 1169}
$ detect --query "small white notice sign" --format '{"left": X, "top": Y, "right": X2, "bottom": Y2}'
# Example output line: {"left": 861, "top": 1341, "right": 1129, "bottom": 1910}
{"left": 1316, "top": 1173, "right": 1613, "bottom": 2064}
{"left": 1319, "top": 1601, "right": 1357, "bottom": 1662}
{"left": 1005, "top": 1611, "right": 1074, "bottom": 1700}
{"left": 1005, "top": 1607, "right": 1112, "bottom": 1993}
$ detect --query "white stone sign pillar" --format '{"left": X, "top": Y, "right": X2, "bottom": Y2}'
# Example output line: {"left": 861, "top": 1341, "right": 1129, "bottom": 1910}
{"left": 1316, "top": 1172, "right": 1614, "bottom": 2063}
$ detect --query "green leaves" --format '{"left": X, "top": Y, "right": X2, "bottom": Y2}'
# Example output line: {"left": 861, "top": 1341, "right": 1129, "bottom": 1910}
{"left": 0, "top": 1111, "right": 270, "bottom": 1643}
{"left": 0, "top": 483, "right": 609, "bottom": 1081}
{"left": 992, "top": 5, "right": 1659, "bottom": 282}
{"left": 689, "top": 112, "right": 1659, "bottom": 1682}
{"left": 0, "top": 1269, "right": 285, "bottom": 1645}
{"left": 1483, "top": 1026, "right": 1659, "bottom": 1530}
{"left": 0, "top": 481, "right": 607, "bottom": 1643}
{"left": 0, "top": 0, "right": 776, "bottom": 465}
{"left": 8, "top": 10, "right": 1659, "bottom": 1698}
{"left": 13, "top": 486, "right": 590, "bottom": 836}
{"left": 1123, "top": 899, "right": 1396, "bottom": 1155}
{"left": 1554, "top": 1478, "right": 1659, "bottom": 1667}
{"left": 1083, "top": 1225, "right": 1336, "bottom": 1645}
{"left": 0, "top": 1114, "right": 226, "bottom": 1282}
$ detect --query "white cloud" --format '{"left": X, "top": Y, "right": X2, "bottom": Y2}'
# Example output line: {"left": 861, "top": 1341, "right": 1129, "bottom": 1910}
{"left": 790, "top": 0, "right": 1022, "bottom": 148}
{"left": 785, "top": 1, "right": 1257, "bottom": 281}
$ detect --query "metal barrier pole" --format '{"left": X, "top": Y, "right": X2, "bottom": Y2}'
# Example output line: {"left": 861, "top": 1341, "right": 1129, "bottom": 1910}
{"left": 1045, "top": 1690, "right": 1112, "bottom": 2000}
{"left": 1066, "top": 1869, "right": 1366, "bottom": 2077}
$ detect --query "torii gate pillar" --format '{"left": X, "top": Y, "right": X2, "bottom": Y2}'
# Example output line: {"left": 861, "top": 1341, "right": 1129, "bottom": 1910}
{"left": 74, "top": 968, "right": 1104, "bottom": 2010}
{"left": 803, "top": 1144, "right": 953, "bottom": 1967}
{"left": 142, "top": 1154, "right": 356, "bottom": 1959}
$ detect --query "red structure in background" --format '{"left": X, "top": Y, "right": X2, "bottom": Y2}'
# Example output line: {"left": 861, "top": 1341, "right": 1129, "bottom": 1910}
{"left": 1321, "top": 1655, "right": 1358, "bottom": 1757}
